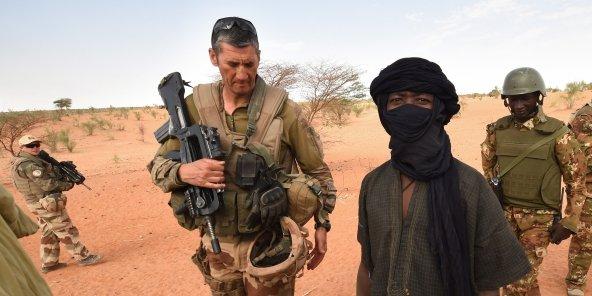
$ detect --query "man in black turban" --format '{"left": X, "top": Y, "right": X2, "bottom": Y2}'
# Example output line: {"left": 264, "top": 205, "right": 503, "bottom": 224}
{"left": 356, "top": 57, "right": 530, "bottom": 296}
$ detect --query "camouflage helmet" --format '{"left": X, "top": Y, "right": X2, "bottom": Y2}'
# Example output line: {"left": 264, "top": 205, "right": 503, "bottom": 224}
{"left": 502, "top": 67, "right": 546, "bottom": 97}
{"left": 245, "top": 217, "right": 311, "bottom": 283}
{"left": 285, "top": 174, "right": 321, "bottom": 226}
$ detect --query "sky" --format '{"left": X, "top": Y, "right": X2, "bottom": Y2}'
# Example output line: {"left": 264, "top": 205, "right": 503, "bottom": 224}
{"left": 1, "top": 0, "right": 591, "bottom": 111}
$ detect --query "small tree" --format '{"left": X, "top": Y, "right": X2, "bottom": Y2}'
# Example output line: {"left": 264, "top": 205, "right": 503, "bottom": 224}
{"left": 299, "top": 62, "right": 366, "bottom": 124}
{"left": 565, "top": 81, "right": 587, "bottom": 109}
{"left": 259, "top": 62, "right": 300, "bottom": 89}
{"left": 53, "top": 98, "right": 72, "bottom": 111}
{"left": 488, "top": 86, "right": 500, "bottom": 98}
{"left": 0, "top": 112, "right": 47, "bottom": 156}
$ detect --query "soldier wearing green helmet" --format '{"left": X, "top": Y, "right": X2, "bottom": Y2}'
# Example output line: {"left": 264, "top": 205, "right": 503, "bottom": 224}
{"left": 481, "top": 67, "right": 587, "bottom": 295}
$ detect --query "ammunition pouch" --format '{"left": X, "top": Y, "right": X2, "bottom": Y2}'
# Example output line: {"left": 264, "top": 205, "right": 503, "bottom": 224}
{"left": 235, "top": 152, "right": 267, "bottom": 189}
{"left": 192, "top": 243, "right": 245, "bottom": 295}
{"left": 168, "top": 192, "right": 202, "bottom": 231}
{"left": 488, "top": 177, "right": 504, "bottom": 206}
{"left": 40, "top": 192, "right": 67, "bottom": 212}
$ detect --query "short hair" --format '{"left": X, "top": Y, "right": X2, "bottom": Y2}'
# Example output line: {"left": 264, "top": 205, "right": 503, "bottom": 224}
{"left": 211, "top": 25, "right": 260, "bottom": 54}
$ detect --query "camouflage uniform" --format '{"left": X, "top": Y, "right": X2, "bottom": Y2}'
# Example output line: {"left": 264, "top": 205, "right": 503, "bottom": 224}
{"left": 11, "top": 151, "right": 91, "bottom": 269}
{"left": 149, "top": 80, "right": 336, "bottom": 295}
{"left": 566, "top": 103, "right": 592, "bottom": 295}
{"left": 481, "top": 107, "right": 587, "bottom": 295}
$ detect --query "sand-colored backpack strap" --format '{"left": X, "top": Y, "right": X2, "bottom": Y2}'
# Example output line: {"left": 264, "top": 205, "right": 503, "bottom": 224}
{"left": 247, "top": 77, "right": 288, "bottom": 144}
{"left": 193, "top": 82, "right": 231, "bottom": 150}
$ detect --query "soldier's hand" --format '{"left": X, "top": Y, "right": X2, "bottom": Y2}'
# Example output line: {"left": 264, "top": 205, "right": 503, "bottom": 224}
{"left": 178, "top": 159, "right": 225, "bottom": 189}
{"left": 307, "top": 227, "right": 327, "bottom": 270}
{"left": 549, "top": 223, "right": 574, "bottom": 244}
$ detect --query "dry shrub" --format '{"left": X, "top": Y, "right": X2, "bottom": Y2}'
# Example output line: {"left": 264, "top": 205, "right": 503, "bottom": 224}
{"left": 81, "top": 121, "right": 97, "bottom": 136}
{"left": 0, "top": 111, "right": 47, "bottom": 156}
{"left": 44, "top": 128, "right": 59, "bottom": 152}
{"left": 138, "top": 123, "right": 145, "bottom": 142}
{"left": 58, "top": 129, "right": 76, "bottom": 152}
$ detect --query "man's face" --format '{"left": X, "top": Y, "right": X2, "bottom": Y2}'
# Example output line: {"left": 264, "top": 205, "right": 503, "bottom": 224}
{"left": 209, "top": 42, "right": 259, "bottom": 97}
{"left": 386, "top": 91, "right": 434, "bottom": 111}
{"left": 22, "top": 141, "right": 41, "bottom": 156}
{"left": 505, "top": 92, "right": 539, "bottom": 121}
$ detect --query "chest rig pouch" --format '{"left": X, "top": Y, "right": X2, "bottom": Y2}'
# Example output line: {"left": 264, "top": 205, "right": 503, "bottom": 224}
{"left": 193, "top": 77, "right": 288, "bottom": 236}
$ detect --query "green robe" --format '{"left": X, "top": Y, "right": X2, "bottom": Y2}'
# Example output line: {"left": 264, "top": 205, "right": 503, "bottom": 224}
{"left": 0, "top": 184, "right": 52, "bottom": 296}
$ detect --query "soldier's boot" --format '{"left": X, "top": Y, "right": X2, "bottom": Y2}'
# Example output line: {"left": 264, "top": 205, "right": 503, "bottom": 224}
{"left": 567, "top": 283, "right": 585, "bottom": 296}
{"left": 41, "top": 262, "right": 67, "bottom": 274}
{"left": 78, "top": 254, "right": 102, "bottom": 266}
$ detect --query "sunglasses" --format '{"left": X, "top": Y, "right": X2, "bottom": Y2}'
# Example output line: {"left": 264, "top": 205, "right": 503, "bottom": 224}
{"left": 212, "top": 17, "right": 257, "bottom": 37}
{"left": 24, "top": 142, "right": 40, "bottom": 148}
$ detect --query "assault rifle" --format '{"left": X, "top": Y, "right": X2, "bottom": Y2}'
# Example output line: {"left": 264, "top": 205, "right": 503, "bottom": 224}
{"left": 38, "top": 150, "right": 92, "bottom": 191}
{"left": 157, "top": 72, "right": 224, "bottom": 254}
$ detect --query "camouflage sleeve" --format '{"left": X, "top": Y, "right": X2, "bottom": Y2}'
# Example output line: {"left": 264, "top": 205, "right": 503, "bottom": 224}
{"left": 147, "top": 138, "right": 187, "bottom": 193}
{"left": 569, "top": 113, "right": 592, "bottom": 180}
{"left": 19, "top": 162, "right": 74, "bottom": 193}
{"left": 555, "top": 131, "right": 587, "bottom": 232}
{"left": 282, "top": 99, "right": 337, "bottom": 228}
{"left": 480, "top": 123, "right": 498, "bottom": 180}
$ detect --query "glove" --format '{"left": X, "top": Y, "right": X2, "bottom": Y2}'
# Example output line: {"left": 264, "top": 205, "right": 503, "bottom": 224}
{"left": 245, "top": 179, "right": 288, "bottom": 229}
{"left": 549, "top": 222, "right": 574, "bottom": 244}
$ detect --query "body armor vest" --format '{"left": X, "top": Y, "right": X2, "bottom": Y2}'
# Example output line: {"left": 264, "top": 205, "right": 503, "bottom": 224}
{"left": 495, "top": 116, "right": 564, "bottom": 210}
{"left": 193, "top": 78, "right": 291, "bottom": 236}
{"left": 11, "top": 153, "right": 52, "bottom": 204}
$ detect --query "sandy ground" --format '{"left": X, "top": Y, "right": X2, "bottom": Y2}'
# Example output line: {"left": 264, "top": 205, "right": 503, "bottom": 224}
{"left": 1, "top": 91, "right": 591, "bottom": 295}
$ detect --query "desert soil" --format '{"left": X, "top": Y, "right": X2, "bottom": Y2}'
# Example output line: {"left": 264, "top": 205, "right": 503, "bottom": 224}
{"left": 1, "top": 92, "right": 591, "bottom": 295}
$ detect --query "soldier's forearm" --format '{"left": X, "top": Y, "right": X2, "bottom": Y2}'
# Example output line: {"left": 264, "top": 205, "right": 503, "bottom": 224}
{"left": 149, "top": 156, "right": 186, "bottom": 192}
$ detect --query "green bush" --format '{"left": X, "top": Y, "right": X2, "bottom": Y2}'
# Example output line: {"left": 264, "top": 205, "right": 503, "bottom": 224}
{"left": 352, "top": 104, "right": 364, "bottom": 117}
{"left": 44, "top": 128, "right": 59, "bottom": 152}
{"left": 81, "top": 121, "right": 97, "bottom": 135}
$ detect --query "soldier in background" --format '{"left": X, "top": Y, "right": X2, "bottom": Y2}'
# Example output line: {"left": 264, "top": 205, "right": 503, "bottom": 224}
{"left": 566, "top": 103, "right": 592, "bottom": 296}
{"left": 10, "top": 134, "right": 101, "bottom": 273}
{"left": 481, "top": 67, "right": 587, "bottom": 295}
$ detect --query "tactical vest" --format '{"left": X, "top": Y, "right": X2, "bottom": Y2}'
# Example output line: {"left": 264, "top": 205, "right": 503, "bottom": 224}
{"left": 193, "top": 78, "right": 291, "bottom": 236}
{"left": 494, "top": 116, "right": 564, "bottom": 210}
{"left": 11, "top": 153, "right": 52, "bottom": 204}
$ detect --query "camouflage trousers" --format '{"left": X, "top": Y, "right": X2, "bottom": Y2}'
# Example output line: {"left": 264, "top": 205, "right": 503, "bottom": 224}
{"left": 503, "top": 206, "right": 556, "bottom": 296}
{"left": 566, "top": 197, "right": 592, "bottom": 292}
{"left": 27, "top": 198, "right": 89, "bottom": 268}
{"left": 194, "top": 233, "right": 296, "bottom": 296}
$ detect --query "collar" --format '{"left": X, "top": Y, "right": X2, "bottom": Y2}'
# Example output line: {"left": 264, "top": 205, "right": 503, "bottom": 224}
{"left": 513, "top": 105, "right": 547, "bottom": 130}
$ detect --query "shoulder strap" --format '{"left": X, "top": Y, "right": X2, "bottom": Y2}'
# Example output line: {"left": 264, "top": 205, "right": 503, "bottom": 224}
{"left": 247, "top": 78, "right": 288, "bottom": 144}
{"left": 193, "top": 82, "right": 232, "bottom": 149}
{"left": 498, "top": 125, "right": 569, "bottom": 178}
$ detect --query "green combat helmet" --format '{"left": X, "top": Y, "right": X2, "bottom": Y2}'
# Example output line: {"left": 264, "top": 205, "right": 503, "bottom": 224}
{"left": 502, "top": 67, "right": 546, "bottom": 97}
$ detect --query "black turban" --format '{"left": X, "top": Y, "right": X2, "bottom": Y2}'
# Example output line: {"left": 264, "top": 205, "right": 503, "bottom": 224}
{"left": 369, "top": 57, "right": 460, "bottom": 125}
